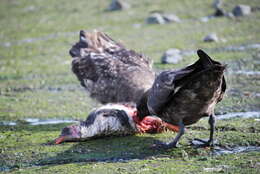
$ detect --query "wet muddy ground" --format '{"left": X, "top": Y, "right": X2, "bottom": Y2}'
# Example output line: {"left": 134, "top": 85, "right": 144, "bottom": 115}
{"left": 1, "top": 57, "right": 259, "bottom": 172}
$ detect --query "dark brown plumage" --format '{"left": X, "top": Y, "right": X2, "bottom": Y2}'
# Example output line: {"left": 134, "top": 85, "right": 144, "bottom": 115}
{"left": 70, "top": 30, "right": 155, "bottom": 104}
{"left": 137, "top": 50, "right": 226, "bottom": 148}
{"left": 69, "top": 31, "right": 226, "bottom": 148}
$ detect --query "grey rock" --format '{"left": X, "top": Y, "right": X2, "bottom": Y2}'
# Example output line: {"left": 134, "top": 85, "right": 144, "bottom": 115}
{"left": 212, "top": 0, "right": 223, "bottom": 9}
{"left": 199, "top": 16, "right": 213, "bottom": 23}
{"left": 108, "top": 0, "right": 130, "bottom": 11}
{"left": 203, "top": 33, "right": 219, "bottom": 42}
{"left": 232, "top": 4, "right": 251, "bottom": 17}
{"left": 146, "top": 13, "right": 165, "bottom": 24}
{"left": 161, "top": 49, "right": 183, "bottom": 64}
{"left": 146, "top": 13, "right": 181, "bottom": 24}
{"left": 162, "top": 14, "right": 181, "bottom": 23}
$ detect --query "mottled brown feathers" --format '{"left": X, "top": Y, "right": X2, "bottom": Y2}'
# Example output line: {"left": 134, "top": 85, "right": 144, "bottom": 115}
{"left": 70, "top": 30, "right": 155, "bottom": 104}
{"left": 137, "top": 50, "right": 226, "bottom": 126}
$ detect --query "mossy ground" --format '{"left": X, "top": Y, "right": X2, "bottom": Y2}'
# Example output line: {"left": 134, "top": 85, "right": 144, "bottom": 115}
{"left": 0, "top": 0, "right": 260, "bottom": 173}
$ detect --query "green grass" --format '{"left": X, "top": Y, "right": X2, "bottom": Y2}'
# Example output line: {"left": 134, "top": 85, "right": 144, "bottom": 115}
{"left": 1, "top": 118, "right": 260, "bottom": 173}
{"left": 0, "top": 0, "right": 260, "bottom": 173}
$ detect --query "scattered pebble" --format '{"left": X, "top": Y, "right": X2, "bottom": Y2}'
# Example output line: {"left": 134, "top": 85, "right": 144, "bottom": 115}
{"left": 232, "top": 4, "right": 251, "bottom": 17}
{"left": 212, "top": 0, "right": 223, "bottom": 9}
{"left": 146, "top": 13, "right": 180, "bottom": 24}
{"left": 203, "top": 33, "right": 219, "bottom": 42}
{"left": 107, "top": 0, "right": 130, "bottom": 11}
{"left": 161, "top": 48, "right": 183, "bottom": 64}
{"left": 146, "top": 13, "right": 165, "bottom": 24}
{"left": 199, "top": 16, "right": 214, "bottom": 23}
{"left": 132, "top": 23, "right": 142, "bottom": 29}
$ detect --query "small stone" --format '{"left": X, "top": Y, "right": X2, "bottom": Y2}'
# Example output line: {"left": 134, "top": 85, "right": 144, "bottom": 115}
{"left": 132, "top": 23, "right": 142, "bottom": 29}
{"left": 107, "top": 0, "right": 130, "bottom": 11}
{"left": 146, "top": 13, "right": 165, "bottom": 24}
{"left": 232, "top": 4, "right": 251, "bottom": 17}
{"left": 203, "top": 33, "right": 219, "bottom": 42}
{"left": 161, "top": 49, "right": 183, "bottom": 64}
{"left": 200, "top": 16, "right": 210, "bottom": 23}
{"left": 162, "top": 14, "right": 181, "bottom": 23}
{"left": 212, "top": 0, "right": 223, "bottom": 9}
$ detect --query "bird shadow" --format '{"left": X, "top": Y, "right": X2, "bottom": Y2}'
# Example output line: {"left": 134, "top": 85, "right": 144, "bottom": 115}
{"left": 37, "top": 135, "right": 170, "bottom": 166}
